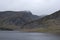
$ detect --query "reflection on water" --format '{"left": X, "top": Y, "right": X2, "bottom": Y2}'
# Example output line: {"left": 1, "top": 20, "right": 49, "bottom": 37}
{"left": 0, "top": 31, "right": 60, "bottom": 40}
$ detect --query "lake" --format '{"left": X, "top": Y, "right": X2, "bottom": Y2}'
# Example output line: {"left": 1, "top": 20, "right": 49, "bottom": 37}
{"left": 0, "top": 31, "right": 60, "bottom": 40}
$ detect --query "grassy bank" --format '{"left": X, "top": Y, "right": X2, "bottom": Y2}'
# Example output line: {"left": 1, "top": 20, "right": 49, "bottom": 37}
{"left": 20, "top": 27, "right": 60, "bottom": 33}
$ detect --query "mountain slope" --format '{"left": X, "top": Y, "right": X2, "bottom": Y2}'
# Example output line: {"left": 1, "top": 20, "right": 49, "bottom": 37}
{"left": 0, "top": 11, "right": 40, "bottom": 30}
{"left": 22, "top": 10, "right": 60, "bottom": 32}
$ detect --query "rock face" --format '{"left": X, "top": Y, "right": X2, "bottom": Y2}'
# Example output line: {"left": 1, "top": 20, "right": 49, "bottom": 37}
{"left": 22, "top": 10, "right": 60, "bottom": 29}
{"left": 0, "top": 11, "right": 40, "bottom": 29}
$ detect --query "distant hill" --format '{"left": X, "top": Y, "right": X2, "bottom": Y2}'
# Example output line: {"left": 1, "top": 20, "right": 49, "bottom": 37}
{"left": 22, "top": 10, "right": 60, "bottom": 33}
{"left": 0, "top": 10, "right": 60, "bottom": 33}
{"left": 0, "top": 11, "right": 41, "bottom": 30}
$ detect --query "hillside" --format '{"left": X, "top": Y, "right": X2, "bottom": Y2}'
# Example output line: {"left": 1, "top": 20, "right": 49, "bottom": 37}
{"left": 0, "top": 11, "right": 40, "bottom": 30}
{"left": 0, "top": 10, "right": 60, "bottom": 33}
{"left": 22, "top": 10, "right": 60, "bottom": 33}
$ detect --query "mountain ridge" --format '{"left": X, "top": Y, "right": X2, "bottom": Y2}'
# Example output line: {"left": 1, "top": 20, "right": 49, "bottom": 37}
{"left": 0, "top": 10, "right": 60, "bottom": 33}
{"left": 0, "top": 11, "right": 41, "bottom": 30}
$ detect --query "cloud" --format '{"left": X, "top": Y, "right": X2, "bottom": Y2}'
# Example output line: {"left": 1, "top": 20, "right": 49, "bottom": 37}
{"left": 0, "top": 0, "right": 60, "bottom": 15}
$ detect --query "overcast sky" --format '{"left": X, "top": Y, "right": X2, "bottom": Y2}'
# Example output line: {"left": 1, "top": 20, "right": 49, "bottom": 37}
{"left": 0, "top": 0, "right": 60, "bottom": 15}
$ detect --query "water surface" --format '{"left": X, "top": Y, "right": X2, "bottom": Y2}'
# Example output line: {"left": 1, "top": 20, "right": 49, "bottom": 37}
{"left": 0, "top": 31, "right": 60, "bottom": 40}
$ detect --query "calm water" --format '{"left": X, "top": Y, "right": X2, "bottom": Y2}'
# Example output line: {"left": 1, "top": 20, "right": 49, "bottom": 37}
{"left": 0, "top": 31, "right": 60, "bottom": 40}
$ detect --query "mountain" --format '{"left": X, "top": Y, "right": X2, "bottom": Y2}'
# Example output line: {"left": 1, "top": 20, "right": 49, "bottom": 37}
{"left": 22, "top": 10, "right": 60, "bottom": 32}
{"left": 0, "top": 11, "right": 41, "bottom": 30}
{"left": 0, "top": 10, "right": 60, "bottom": 33}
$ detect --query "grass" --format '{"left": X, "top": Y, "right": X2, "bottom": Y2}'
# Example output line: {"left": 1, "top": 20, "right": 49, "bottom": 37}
{"left": 20, "top": 27, "right": 60, "bottom": 33}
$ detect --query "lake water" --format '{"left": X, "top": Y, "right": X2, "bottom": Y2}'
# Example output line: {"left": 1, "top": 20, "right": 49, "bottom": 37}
{"left": 0, "top": 31, "right": 60, "bottom": 40}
